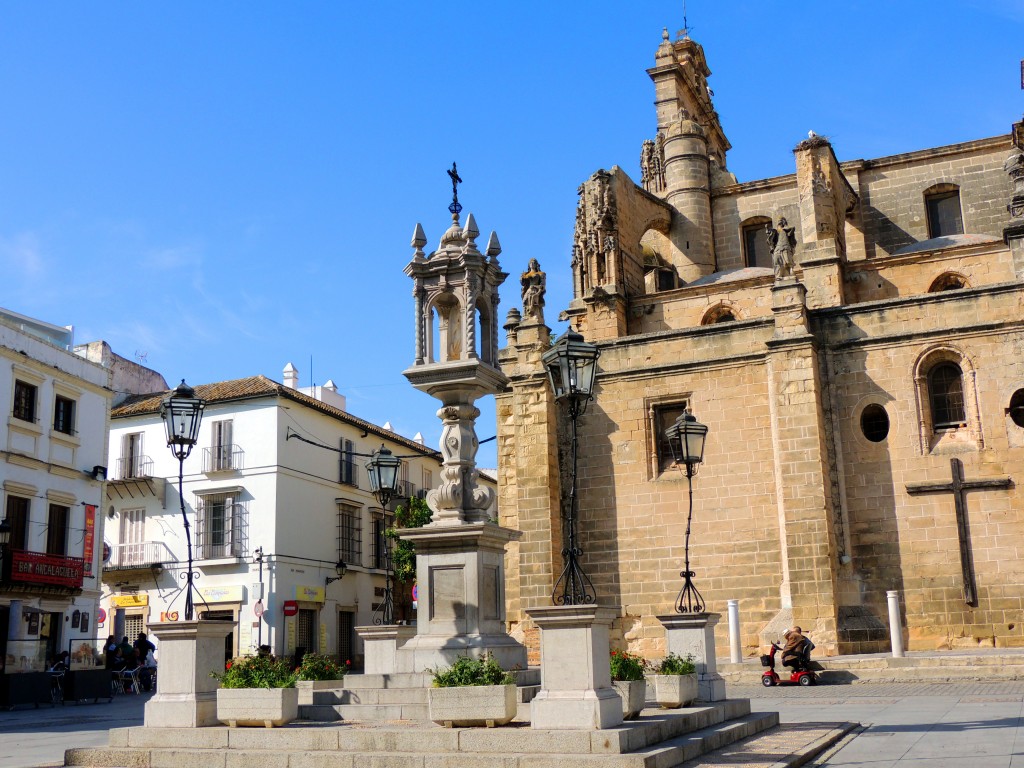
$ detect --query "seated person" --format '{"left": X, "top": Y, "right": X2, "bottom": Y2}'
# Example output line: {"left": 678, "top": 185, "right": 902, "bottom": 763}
{"left": 780, "top": 627, "right": 809, "bottom": 671}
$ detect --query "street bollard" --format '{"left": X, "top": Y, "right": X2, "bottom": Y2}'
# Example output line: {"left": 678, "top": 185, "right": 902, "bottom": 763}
{"left": 727, "top": 599, "right": 742, "bottom": 663}
{"left": 887, "top": 590, "right": 904, "bottom": 658}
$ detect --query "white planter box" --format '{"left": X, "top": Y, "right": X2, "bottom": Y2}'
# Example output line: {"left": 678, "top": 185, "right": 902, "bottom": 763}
{"left": 216, "top": 687, "right": 299, "bottom": 728}
{"left": 428, "top": 684, "right": 517, "bottom": 727}
{"left": 653, "top": 674, "right": 698, "bottom": 709}
{"left": 612, "top": 679, "right": 646, "bottom": 720}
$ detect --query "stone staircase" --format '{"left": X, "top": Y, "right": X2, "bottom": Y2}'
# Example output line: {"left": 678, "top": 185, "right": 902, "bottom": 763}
{"left": 299, "top": 671, "right": 543, "bottom": 722}
{"left": 719, "top": 649, "right": 1024, "bottom": 684}
{"left": 65, "top": 699, "right": 799, "bottom": 768}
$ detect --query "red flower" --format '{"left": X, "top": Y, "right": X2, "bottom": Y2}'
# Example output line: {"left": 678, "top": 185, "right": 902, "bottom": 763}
{"left": 345, "top": 660, "right": 352, "bottom": 666}
{"left": 225, "top": 661, "right": 232, "bottom": 670}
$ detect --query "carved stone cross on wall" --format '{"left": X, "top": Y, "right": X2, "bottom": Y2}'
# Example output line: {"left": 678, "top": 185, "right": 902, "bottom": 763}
{"left": 905, "top": 457, "right": 1012, "bottom": 606}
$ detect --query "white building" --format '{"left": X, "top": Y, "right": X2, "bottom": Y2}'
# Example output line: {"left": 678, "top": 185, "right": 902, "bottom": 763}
{"left": 101, "top": 364, "right": 458, "bottom": 667}
{"left": 0, "top": 309, "right": 111, "bottom": 673}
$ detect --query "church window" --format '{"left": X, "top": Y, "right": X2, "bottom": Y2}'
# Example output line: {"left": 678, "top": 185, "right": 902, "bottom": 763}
{"left": 928, "top": 362, "right": 966, "bottom": 429}
{"left": 701, "top": 305, "right": 738, "bottom": 325}
{"left": 653, "top": 402, "right": 688, "bottom": 472}
{"left": 928, "top": 272, "right": 968, "bottom": 292}
{"left": 741, "top": 217, "right": 772, "bottom": 269}
{"left": 859, "top": 404, "right": 890, "bottom": 442}
{"left": 924, "top": 186, "right": 964, "bottom": 238}
{"left": 1007, "top": 389, "right": 1024, "bottom": 428}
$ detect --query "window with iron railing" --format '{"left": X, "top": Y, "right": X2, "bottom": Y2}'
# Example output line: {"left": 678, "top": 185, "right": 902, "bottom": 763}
{"left": 337, "top": 502, "right": 362, "bottom": 566}
{"left": 117, "top": 432, "right": 152, "bottom": 479}
{"left": 13, "top": 380, "right": 37, "bottom": 423}
{"left": 4, "top": 495, "right": 29, "bottom": 550}
{"left": 203, "top": 420, "right": 241, "bottom": 471}
{"left": 53, "top": 395, "right": 76, "bottom": 435}
{"left": 194, "top": 493, "right": 248, "bottom": 559}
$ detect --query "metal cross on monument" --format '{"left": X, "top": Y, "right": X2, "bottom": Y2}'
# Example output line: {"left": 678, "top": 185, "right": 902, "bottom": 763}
{"left": 905, "top": 457, "right": 1013, "bottom": 606}
{"left": 447, "top": 162, "right": 463, "bottom": 215}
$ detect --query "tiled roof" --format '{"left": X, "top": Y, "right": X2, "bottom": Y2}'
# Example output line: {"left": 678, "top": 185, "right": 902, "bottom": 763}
{"left": 111, "top": 375, "right": 439, "bottom": 457}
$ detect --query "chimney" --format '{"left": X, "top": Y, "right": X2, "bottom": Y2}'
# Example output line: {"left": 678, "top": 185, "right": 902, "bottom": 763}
{"left": 413, "top": 432, "right": 424, "bottom": 444}
{"left": 283, "top": 362, "right": 299, "bottom": 390}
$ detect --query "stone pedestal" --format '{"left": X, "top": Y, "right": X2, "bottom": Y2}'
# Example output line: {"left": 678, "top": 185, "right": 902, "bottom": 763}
{"left": 527, "top": 604, "right": 623, "bottom": 730}
{"left": 144, "top": 620, "right": 234, "bottom": 727}
{"left": 397, "top": 522, "right": 528, "bottom": 672}
{"left": 356, "top": 624, "right": 417, "bottom": 674}
{"left": 658, "top": 613, "right": 727, "bottom": 702}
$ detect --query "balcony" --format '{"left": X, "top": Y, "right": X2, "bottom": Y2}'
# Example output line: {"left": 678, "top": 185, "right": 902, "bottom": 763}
{"left": 114, "top": 455, "right": 153, "bottom": 480}
{"left": 106, "top": 456, "right": 165, "bottom": 505}
{"left": 203, "top": 444, "right": 244, "bottom": 473}
{"left": 103, "top": 541, "right": 176, "bottom": 573}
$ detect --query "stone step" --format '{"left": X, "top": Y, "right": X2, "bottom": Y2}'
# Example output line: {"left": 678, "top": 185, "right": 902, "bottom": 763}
{"left": 64, "top": 704, "right": 786, "bottom": 768}
{"left": 719, "top": 652, "right": 1024, "bottom": 684}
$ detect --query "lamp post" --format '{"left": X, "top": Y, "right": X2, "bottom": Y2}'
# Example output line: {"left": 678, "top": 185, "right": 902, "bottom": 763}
{"left": 542, "top": 328, "right": 600, "bottom": 605}
{"left": 160, "top": 380, "right": 205, "bottom": 621}
{"left": 253, "top": 546, "right": 265, "bottom": 647}
{"left": 325, "top": 559, "right": 348, "bottom": 587}
{"left": 664, "top": 410, "right": 709, "bottom": 613}
{"left": 365, "top": 446, "right": 402, "bottom": 625}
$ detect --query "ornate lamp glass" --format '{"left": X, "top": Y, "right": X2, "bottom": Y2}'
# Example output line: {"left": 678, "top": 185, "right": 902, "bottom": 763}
{"left": 666, "top": 412, "right": 708, "bottom": 472}
{"left": 541, "top": 329, "right": 600, "bottom": 413}
{"left": 160, "top": 380, "right": 205, "bottom": 460}
{"left": 326, "top": 558, "right": 347, "bottom": 587}
{"left": 365, "top": 446, "right": 402, "bottom": 508}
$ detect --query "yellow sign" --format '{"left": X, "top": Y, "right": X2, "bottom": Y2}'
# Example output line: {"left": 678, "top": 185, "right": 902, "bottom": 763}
{"left": 295, "top": 585, "right": 325, "bottom": 603}
{"left": 110, "top": 595, "right": 148, "bottom": 608}
{"left": 285, "top": 616, "right": 296, "bottom": 653}
{"left": 199, "top": 585, "right": 244, "bottom": 604}
{"left": 319, "top": 622, "right": 328, "bottom": 653}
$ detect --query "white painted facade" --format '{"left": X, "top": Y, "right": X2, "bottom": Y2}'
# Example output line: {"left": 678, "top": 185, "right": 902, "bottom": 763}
{"left": 101, "top": 368, "right": 469, "bottom": 668}
{"left": 0, "top": 309, "right": 112, "bottom": 673}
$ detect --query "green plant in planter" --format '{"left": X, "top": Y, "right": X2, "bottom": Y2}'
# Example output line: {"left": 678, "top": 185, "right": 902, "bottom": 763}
{"left": 211, "top": 654, "right": 297, "bottom": 689}
{"left": 609, "top": 650, "right": 648, "bottom": 682}
{"left": 654, "top": 653, "right": 696, "bottom": 675}
{"left": 430, "top": 654, "right": 515, "bottom": 687}
{"left": 296, "top": 652, "right": 350, "bottom": 681}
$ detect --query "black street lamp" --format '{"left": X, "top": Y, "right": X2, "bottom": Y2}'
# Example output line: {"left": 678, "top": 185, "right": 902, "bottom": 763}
{"left": 160, "top": 380, "right": 205, "bottom": 621}
{"left": 325, "top": 559, "right": 348, "bottom": 587}
{"left": 365, "top": 446, "right": 402, "bottom": 625}
{"left": 664, "top": 410, "right": 709, "bottom": 613}
{"left": 542, "top": 328, "right": 600, "bottom": 605}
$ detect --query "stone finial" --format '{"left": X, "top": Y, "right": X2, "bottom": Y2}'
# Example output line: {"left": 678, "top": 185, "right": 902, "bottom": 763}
{"left": 411, "top": 223, "right": 427, "bottom": 250}
{"left": 504, "top": 307, "right": 521, "bottom": 344}
{"left": 486, "top": 231, "right": 502, "bottom": 258}
{"left": 464, "top": 212, "right": 480, "bottom": 242}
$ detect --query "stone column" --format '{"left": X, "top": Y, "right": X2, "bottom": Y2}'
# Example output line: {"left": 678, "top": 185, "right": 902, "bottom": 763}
{"left": 658, "top": 613, "right": 726, "bottom": 702}
{"left": 144, "top": 620, "right": 233, "bottom": 727}
{"left": 355, "top": 624, "right": 416, "bottom": 674}
{"left": 527, "top": 605, "right": 623, "bottom": 730}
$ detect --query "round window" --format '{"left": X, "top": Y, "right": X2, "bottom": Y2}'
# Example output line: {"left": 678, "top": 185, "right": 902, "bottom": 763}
{"left": 1009, "top": 389, "right": 1024, "bottom": 428}
{"left": 860, "top": 404, "right": 890, "bottom": 442}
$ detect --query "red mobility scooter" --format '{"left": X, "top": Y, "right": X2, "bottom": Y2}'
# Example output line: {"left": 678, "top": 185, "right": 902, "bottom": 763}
{"left": 760, "top": 636, "right": 817, "bottom": 687}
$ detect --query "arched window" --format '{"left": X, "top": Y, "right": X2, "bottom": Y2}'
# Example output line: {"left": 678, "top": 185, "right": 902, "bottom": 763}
{"left": 701, "top": 305, "right": 738, "bottom": 325}
{"left": 928, "top": 272, "right": 968, "bottom": 292}
{"left": 928, "top": 362, "right": 966, "bottom": 428}
{"left": 923, "top": 184, "right": 963, "bottom": 239}
{"left": 740, "top": 216, "right": 772, "bottom": 269}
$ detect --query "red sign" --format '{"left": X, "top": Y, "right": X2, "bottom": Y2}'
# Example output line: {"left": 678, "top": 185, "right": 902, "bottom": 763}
{"left": 83, "top": 505, "right": 96, "bottom": 576}
{"left": 97, "top": 608, "right": 107, "bottom": 624}
{"left": 10, "top": 550, "right": 85, "bottom": 588}
{"left": 282, "top": 600, "right": 298, "bottom": 617}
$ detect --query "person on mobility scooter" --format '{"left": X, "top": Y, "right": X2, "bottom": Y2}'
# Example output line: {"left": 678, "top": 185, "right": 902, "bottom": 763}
{"left": 761, "top": 626, "right": 817, "bottom": 686}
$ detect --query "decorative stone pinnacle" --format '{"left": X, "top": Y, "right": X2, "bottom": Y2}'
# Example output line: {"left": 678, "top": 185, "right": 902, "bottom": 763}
{"left": 411, "top": 223, "right": 427, "bottom": 250}
{"left": 486, "top": 231, "right": 502, "bottom": 258}
{"left": 464, "top": 212, "right": 480, "bottom": 241}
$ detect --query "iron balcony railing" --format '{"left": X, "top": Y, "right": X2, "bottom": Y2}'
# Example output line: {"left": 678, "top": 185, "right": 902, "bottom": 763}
{"left": 202, "top": 444, "right": 244, "bottom": 473}
{"left": 114, "top": 455, "right": 154, "bottom": 481}
{"left": 105, "top": 541, "right": 176, "bottom": 570}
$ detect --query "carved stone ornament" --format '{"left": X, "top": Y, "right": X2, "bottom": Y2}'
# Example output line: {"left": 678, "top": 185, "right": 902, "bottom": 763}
{"left": 520, "top": 258, "right": 546, "bottom": 324}
{"left": 1006, "top": 149, "right": 1024, "bottom": 219}
{"left": 766, "top": 217, "right": 797, "bottom": 280}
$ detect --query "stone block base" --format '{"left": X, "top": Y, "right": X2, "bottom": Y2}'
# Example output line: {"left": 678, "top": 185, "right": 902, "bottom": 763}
{"left": 530, "top": 689, "right": 623, "bottom": 730}
{"left": 144, "top": 692, "right": 219, "bottom": 728}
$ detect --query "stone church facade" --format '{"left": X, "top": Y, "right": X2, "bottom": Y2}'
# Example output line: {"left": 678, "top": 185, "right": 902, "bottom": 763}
{"left": 497, "top": 28, "right": 1024, "bottom": 658}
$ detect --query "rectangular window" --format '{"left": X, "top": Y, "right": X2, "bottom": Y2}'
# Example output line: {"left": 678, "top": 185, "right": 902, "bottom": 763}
{"left": 53, "top": 395, "right": 75, "bottom": 435}
{"left": 926, "top": 191, "right": 964, "bottom": 238}
{"left": 195, "top": 493, "right": 246, "bottom": 559}
{"left": 119, "top": 508, "right": 146, "bottom": 566}
{"left": 13, "top": 380, "right": 37, "bottom": 422}
{"left": 653, "top": 402, "right": 689, "bottom": 472}
{"left": 212, "top": 420, "right": 233, "bottom": 470}
{"left": 743, "top": 222, "right": 772, "bottom": 269}
{"left": 4, "top": 495, "right": 29, "bottom": 550}
{"left": 46, "top": 504, "right": 69, "bottom": 556}
{"left": 371, "top": 511, "right": 394, "bottom": 570}
{"left": 421, "top": 468, "right": 433, "bottom": 493}
{"left": 340, "top": 439, "right": 357, "bottom": 486}
{"left": 337, "top": 502, "right": 362, "bottom": 565}
{"left": 120, "top": 432, "right": 147, "bottom": 479}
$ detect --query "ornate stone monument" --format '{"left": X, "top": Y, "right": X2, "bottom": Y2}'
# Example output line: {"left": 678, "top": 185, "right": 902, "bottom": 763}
{"left": 395, "top": 171, "right": 528, "bottom": 672}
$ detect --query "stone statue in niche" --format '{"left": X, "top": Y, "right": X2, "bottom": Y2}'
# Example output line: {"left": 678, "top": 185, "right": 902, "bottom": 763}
{"left": 520, "top": 258, "right": 546, "bottom": 323}
{"left": 640, "top": 139, "right": 654, "bottom": 190}
{"left": 766, "top": 217, "right": 797, "bottom": 280}
{"left": 1006, "top": 149, "right": 1024, "bottom": 219}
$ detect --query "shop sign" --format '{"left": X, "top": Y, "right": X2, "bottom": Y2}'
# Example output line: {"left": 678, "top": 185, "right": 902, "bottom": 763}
{"left": 83, "top": 506, "right": 96, "bottom": 576}
{"left": 10, "top": 551, "right": 85, "bottom": 588}
{"left": 160, "top": 611, "right": 179, "bottom": 622}
{"left": 282, "top": 600, "right": 298, "bottom": 617}
{"left": 110, "top": 594, "right": 149, "bottom": 608}
{"left": 295, "top": 585, "right": 325, "bottom": 603}
{"left": 199, "top": 585, "right": 244, "bottom": 604}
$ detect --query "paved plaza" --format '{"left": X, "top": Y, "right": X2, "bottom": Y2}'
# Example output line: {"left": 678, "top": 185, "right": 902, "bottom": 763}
{"left": 0, "top": 682, "right": 1021, "bottom": 768}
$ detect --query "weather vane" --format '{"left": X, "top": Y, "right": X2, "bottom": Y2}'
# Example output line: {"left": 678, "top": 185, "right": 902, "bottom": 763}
{"left": 680, "top": 0, "right": 694, "bottom": 38}
{"left": 447, "top": 162, "right": 463, "bottom": 216}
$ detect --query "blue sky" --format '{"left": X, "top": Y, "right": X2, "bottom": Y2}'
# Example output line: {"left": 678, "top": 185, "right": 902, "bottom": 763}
{"left": 1, "top": 2, "right": 1021, "bottom": 468}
